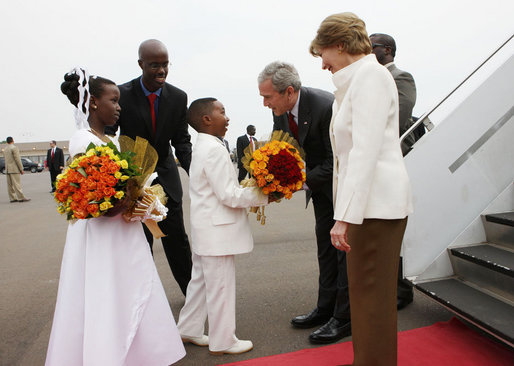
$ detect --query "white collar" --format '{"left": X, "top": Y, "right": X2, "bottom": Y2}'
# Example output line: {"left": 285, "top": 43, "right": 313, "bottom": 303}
{"left": 289, "top": 89, "right": 301, "bottom": 121}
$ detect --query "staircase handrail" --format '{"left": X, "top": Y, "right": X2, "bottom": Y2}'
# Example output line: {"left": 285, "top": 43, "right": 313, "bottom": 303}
{"left": 400, "top": 33, "right": 514, "bottom": 145}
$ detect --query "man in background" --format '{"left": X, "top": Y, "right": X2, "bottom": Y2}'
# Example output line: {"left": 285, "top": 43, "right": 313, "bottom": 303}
{"left": 47, "top": 140, "right": 64, "bottom": 193}
{"left": 370, "top": 33, "right": 417, "bottom": 156}
{"left": 370, "top": 33, "right": 416, "bottom": 309}
{"left": 236, "top": 125, "right": 257, "bottom": 182}
{"left": 105, "top": 39, "right": 192, "bottom": 296}
{"left": 4, "top": 136, "right": 30, "bottom": 203}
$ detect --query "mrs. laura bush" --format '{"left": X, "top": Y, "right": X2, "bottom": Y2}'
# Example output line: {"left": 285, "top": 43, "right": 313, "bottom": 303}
{"left": 310, "top": 12, "right": 413, "bottom": 366}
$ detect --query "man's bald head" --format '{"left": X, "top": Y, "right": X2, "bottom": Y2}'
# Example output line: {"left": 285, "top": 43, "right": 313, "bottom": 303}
{"left": 138, "top": 39, "right": 168, "bottom": 60}
{"left": 137, "top": 39, "right": 170, "bottom": 92}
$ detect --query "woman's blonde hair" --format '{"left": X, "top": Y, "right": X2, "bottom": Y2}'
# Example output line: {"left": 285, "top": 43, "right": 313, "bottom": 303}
{"left": 310, "top": 12, "right": 372, "bottom": 57}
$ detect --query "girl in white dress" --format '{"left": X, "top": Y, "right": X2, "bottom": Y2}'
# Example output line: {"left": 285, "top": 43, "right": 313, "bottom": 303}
{"left": 45, "top": 68, "right": 186, "bottom": 366}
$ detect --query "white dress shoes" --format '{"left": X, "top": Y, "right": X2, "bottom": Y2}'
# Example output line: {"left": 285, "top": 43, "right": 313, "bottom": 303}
{"left": 181, "top": 334, "right": 209, "bottom": 347}
{"left": 209, "top": 339, "right": 253, "bottom": 355}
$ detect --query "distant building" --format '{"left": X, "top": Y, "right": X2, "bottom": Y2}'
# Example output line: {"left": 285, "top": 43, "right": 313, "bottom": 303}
{"left": 0, "top": 140, "right": 70, "bottom": 165}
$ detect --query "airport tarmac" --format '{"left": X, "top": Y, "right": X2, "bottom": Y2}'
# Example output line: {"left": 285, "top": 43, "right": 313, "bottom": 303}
{"left": 0, "top": 170, "right": 453, "bottom": 366}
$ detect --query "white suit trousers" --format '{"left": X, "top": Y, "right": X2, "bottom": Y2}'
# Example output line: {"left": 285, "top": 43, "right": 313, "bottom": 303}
{"left": 177, "top": 253, "right": 237, "bottom": 351}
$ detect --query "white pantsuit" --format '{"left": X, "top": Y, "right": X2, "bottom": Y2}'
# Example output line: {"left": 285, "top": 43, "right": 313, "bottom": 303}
{"left": 177, "top": 133, "right": 268, "bottom": 351}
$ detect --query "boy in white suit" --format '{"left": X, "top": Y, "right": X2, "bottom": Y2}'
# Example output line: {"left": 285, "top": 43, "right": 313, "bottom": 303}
{"left": 177, "top": 98, "right": 269, "bottom": 355}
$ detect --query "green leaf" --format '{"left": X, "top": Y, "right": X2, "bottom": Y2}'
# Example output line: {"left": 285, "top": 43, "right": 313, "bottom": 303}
{"left": 85, "top": 142, "right": 96, "bottom": 152}
{"left": 78, "top": 167, "right": 88, "bottom": 178}
{"left": 70, "top": 182, "right": 80, "bottom": 188}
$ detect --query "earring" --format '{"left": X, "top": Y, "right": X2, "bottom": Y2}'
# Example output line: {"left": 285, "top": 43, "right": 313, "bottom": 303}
{"left": 92, "top": 105, "right": 97, "bottom": 110}
{"left": 338, "top": 49, "right": 343, "bottom": 55}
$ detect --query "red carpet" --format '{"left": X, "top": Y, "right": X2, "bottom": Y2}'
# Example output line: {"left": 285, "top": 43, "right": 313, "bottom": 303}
{"left": 221, "top": 318, "right": 514, "bottom": 366}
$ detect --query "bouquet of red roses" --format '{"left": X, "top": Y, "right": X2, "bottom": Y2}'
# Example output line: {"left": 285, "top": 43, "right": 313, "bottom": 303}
{"left": 54, "top": 141, "right": 140, "bottom": 220}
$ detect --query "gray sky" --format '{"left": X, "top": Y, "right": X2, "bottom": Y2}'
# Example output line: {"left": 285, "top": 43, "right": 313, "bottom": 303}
{"left": 1, "top": 0, "right": 512, "bottom": 149}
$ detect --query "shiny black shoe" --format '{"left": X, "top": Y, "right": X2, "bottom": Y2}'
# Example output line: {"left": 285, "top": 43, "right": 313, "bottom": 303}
{"left": 397, "top": 297, "right": 413, "bottom": 310}
{"left": 291, "top": 308, "right": 332, "bottom": 329}
{"left": 308, "top": 317, "right": 351, "bottom": 344}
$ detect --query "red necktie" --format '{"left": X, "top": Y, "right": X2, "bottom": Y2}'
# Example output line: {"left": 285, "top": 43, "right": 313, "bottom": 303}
{"left": 147, "top": 94, "right": 157, "bottom": 134}
{"left": 288, "top": 112, "right": 298, "bottom": 140}
{"left": 249, "top": 136, "right": 254, "bottom": 151}
{"left": 51, "top": 149, "right": 55, "bottom": 160}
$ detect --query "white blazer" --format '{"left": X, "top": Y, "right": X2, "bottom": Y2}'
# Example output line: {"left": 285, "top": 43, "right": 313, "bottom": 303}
{"left": 189, "top": 133, "right": 268, "bottom": 256}
{"left": 330, "top": 54, "right": 413, "bottom": 224}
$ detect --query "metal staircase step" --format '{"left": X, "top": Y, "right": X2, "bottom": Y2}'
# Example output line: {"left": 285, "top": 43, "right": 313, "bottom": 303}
{"left": 485, "top": 212, "right": 514, "bottom": 227}
{"left": 416, "top": 278, "right": 514, "bottom": 347}
{"left": 451, "top": 244, "right": 514, "bottom": 278}
{"left": 483, "top": 212, "right": 514, "bottom": 249}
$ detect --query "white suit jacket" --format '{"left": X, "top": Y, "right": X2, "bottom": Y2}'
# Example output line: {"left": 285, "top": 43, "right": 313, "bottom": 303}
{"left": 330, "top": 54, "right": 413, "bottom": 224}
{"left": 189, "top": 133, "right": 268, "bottom": 256}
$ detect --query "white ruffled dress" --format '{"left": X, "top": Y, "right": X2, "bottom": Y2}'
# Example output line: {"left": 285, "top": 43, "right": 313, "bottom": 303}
{"left": 45, "top": 129, "right": 185, "bottom": 366}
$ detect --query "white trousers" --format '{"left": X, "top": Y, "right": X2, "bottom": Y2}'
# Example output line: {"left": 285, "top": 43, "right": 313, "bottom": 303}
{"left": 177, "top": 253, "right": 237, "bottom": 351}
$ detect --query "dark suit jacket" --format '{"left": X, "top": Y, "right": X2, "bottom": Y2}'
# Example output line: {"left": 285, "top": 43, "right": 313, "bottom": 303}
{"left": 273, "top": 86, "right": 334, "bottom": 202}
{"left": 387, "top": 64, "right": 417, "bottom": 154}
{"left": 105, "top": 77, "right": 192, "bottom": 203}
{"left": 46, "top": 147, "right": 64, "bottom": 172}
{"left": 236, "top": 134, "right": 255, "bottom": 169}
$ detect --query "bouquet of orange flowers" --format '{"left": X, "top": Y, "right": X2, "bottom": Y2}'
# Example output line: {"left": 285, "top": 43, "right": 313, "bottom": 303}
{"left": 54, "top": 142, "right": 140, "bottom": 220}
{"left": 241, "top": 131, "right": 306, "bottom": 223}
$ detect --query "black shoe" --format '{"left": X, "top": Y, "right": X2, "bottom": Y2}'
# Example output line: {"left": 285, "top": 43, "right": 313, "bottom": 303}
{"left": 291, "top": 308, "right": 332, "bottom": 329}
{"left": 397, "top": 297, "right": 413, "bottom": 310}
{"left": 308, "top": 317, "right": 351, "bottom": 344}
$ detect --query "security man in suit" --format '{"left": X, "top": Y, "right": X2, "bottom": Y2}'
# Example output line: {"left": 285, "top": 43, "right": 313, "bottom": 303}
{"left": 370, "top": 33, "right": 416, "bottom": 310}
{"left": 47, "top": 140, "right": 65, "bottom": 192}
{"left": 105, "top": 39, "right": 192, "bottom": 296}
{"left": 236, "top": 125, "right": 256, "bottom": 182}
{"left": 258, "top": 61, "right": 350, "bottom": 344}
{"left": 4, "top": 136, "right": 30, "bottom": 203}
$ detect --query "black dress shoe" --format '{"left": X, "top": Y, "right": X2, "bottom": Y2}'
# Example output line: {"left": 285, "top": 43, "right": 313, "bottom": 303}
{"left": 397, "top": 297, "right": 413, "bottom": 310}
{"left": 309, "top": 317, "right": 351, "bottom": 344}
{"left": 291, "top": 308, "right": 332, "bottom": 329}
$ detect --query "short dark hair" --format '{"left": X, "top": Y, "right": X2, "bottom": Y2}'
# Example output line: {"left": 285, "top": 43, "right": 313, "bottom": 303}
{"left": 187, "top": 97, "right": 218, "bottom": 131}
{"left": 51, "top": 140, "right": 57, "bottom": 145}
{"left": 6, "top": 136, "right": 13, "bottom": 143}
{"left": 369, "top": 33, "right": 396, "bottom": 57}
{"left": 246, "top": 125, "right": 255, "bottom": 133}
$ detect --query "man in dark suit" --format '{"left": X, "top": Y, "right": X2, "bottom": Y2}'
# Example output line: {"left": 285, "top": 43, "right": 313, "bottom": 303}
{"left": 236, "top": 125, "right": 256, "bottom": 182}
{"left": 105, "top": 39, "right": 192, "bottom": 296}
{"left": 47, "top": 140, "right": 64, "bottom": 192}
{"left": 258, "top": 61, "right": 350, "bottom": 344}
{"left": 371, "top": 33, "right": 417, "bottom": 309}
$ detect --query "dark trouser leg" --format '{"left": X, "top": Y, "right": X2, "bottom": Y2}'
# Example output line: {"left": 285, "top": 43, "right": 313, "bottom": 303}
{"left": 144, "top": 198, "right": 192, "bottom": 296}
{"left": 311, "top": 191, "right": 350, "bottom": 320}
{"left": 397, "top": 256, "right": 414, "bottom": 301}
{"left": 50, "top": 169, "right": 57, "bottom": 190}
{"left": 347, "top": 218, "right": 408, "bottom": 366}
{"left": 237, "top": 166, "right": 247, "bottom": 183}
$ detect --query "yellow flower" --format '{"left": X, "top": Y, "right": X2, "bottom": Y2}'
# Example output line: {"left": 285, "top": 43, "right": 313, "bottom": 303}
{"left": 92, "top": 212, "right": 101, "bottom": 218}
{"left": 258, "top": 161, "right": 267, "bottom": 169}
{"left": 265, "top": 174, "right": 274, "bottom": 182}
{"left": 114, "top": 171, "right": 122, "bottom": 179}
{"left": 57, "top": 206, "right": 65, "bottom": 214}
{"left": 252, "top": 150, "right": 264, "bottom": 161}
{"left": 99, "top": 201, "right": 114, "bottom": 211}
{"left": 86, "top": 149, "right": 95, "bottom": 157}
{"left": 120, "top": 160, "right": 128, "bottom": 169}
{"left": 250, "top": 161, "right": 258, "bottom": 170}
{"left": 114, "top": 191, "right": 124, "bottom": 199}
{"left": 120, "top": 175, "right": 130, "bottom": 181}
